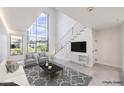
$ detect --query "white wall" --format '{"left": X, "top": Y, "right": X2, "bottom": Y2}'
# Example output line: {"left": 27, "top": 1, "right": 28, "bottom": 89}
{"left": 0, "top": 20, "right": 7, "bottom": 63}
{"left": 55, "top": 11, "right": 76, "bottom": 60}
{"left": 0, "top": 32, "right": 2, "bottom": 61}
{"left": 56, "top": 11, "right": 76, "bottom": 41}
{"left": 7, "top": 8, "right": 57, "bottom": 61}
{"left": 93, "top": 26, "right": 122, "bottom": 68}
{"left": 0, "top": 32, "right": 7, "bottom": 62}
{"left": 122, "top": 25, "right": 124, "bottom": 84}
{"left": 44, "top": 8, "right": 57, "bottom": 55}
{"left": 71, "top": 28, "right": 94, "bottom": 67}
{"left": 55, "top": 11, "right": 94, "bottom": 67}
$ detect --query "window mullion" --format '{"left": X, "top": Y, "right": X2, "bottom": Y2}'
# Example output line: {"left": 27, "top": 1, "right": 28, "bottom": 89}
{"left": 36, "top": 19, "right": 37, "bottom": 53}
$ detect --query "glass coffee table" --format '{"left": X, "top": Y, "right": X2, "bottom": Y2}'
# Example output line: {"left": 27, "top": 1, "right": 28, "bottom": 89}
{"left": 39, "top": 62, "right": 63, "bottom": 79}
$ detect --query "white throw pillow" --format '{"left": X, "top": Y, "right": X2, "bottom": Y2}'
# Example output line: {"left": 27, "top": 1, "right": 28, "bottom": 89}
{"left": 0, "top": 59, "right": 7, "bottom": 82}
{"left": 6, "top": 62, "right": 19, "bottom": 73}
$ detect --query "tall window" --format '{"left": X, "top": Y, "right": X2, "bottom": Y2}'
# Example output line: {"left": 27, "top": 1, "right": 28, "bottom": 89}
{"left": 28, "top": 13, "right": 48, "bottom": 53}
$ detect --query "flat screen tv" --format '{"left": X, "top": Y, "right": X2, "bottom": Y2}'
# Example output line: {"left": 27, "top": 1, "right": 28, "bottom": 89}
{"left": 71, "top": 41, "right": 86, "bottom": 53}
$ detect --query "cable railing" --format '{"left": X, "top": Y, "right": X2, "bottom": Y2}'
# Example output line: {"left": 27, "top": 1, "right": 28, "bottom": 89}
{"left": 55, "top": 22, "right": 86, "bottom": 54}
{"left": 57, "top": 22, "right": 78, "bottom": 44}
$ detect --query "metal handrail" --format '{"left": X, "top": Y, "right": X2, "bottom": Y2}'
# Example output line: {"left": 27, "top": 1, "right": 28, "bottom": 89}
{"left": 55, "top": 22, "right": 84, "bottom": 54}
{"left": 57, "top": 22, "right": 78, "bottom": 44}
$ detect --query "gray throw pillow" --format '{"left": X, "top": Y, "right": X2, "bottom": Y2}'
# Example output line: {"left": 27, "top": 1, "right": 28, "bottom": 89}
{"left": 6, "top": 63, "right": 19, "bottom": 73}
{"left": 44, "top": 53, "right": 48, "bottom": 57}
{"left": 26, "top": 54, "right": 33, "bottom": 59}
{"left": 39, "top": 52, "right": 45, "bottom": 57}
{"left": 33, "top": 53, "right": 37, "bottom": 59}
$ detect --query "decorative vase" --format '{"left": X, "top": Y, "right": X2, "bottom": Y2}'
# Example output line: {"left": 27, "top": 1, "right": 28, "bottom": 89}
{"left": 45, "top": 62, "right": 48, "bottom": 66}
{"left": 48, "top": 65, "right": 52, "bottom": 69}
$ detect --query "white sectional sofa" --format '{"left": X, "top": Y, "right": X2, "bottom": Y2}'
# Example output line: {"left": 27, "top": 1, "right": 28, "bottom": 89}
{"left": 0, "top": 59, "right": 29, "bottom": 86}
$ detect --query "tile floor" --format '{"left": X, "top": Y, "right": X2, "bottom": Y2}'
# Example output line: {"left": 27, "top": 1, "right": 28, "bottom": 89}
{"left": 54, "top": 58, "right": 122, "bottom": 86}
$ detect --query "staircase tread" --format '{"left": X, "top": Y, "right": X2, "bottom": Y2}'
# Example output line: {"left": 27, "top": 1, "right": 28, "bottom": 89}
{"left": 56, "top": 23, "right": 86, "bottom": 54}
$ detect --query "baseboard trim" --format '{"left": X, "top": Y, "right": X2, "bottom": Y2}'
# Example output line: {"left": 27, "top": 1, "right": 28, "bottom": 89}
{"left": 94, "top": 63, "right": 122, "bottom": 72}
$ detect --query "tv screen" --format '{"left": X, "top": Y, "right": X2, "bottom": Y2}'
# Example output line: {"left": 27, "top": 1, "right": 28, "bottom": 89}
{"left": 71, "top": 41, "right": 86, "bottom": 53}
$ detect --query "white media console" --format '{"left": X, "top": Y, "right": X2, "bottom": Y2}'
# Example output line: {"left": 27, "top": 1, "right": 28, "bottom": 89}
{"left": 71, "top": 52, "right": 89, "bottom": 66}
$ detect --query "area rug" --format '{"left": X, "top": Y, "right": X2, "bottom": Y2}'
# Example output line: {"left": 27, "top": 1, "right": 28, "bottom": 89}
{"left": 24, "top": 65, "right": 92, "bottom": 86}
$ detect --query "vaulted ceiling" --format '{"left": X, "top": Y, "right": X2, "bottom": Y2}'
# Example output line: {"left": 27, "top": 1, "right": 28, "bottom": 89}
{"left": 55, "top": 7, "right": 124, "bottom": 30}
{"left": 1, "top": 7, "right": 124, "bottom": 32}
{"left": 0, "top": 7, "right": 43, "bottom": 31}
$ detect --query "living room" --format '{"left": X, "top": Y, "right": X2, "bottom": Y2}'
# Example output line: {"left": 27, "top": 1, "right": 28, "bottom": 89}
{"left": 0, "top": 7, "right": 123, "bottom": 86}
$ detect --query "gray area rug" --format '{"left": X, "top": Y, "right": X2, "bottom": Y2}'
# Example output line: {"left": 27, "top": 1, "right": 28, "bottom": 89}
{"left": 24, "top": 65, "right": 92, "bottom": 86}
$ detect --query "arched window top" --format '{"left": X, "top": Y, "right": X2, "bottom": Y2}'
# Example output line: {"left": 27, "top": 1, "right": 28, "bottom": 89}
{"left": 27, "top": 12, "right": 49, "bottom": 53}
{"left": 29, "top": 12, "right": 48, "bottom": 29}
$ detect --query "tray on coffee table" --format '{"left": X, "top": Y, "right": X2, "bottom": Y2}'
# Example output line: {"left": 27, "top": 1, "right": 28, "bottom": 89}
{"left": 39, "top": 62, "right": 63, "bottom": 79}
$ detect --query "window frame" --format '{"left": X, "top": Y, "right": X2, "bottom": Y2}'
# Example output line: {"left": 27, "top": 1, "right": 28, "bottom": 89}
{"left": 27, "top": 12, "right": 49, "bottom": 53}
{"left": 10, "top": 34, "right": 23, "bottom": 56}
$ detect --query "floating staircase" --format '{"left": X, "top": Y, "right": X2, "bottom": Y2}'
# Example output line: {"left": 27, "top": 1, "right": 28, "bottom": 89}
{"left": 55, "top": 23, "right": 87, "bottom": 54}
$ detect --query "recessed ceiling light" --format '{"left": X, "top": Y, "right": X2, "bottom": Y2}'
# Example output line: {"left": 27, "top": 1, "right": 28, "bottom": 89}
{"left": 87, "top": 7, "right": 94, "bottom": 12}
